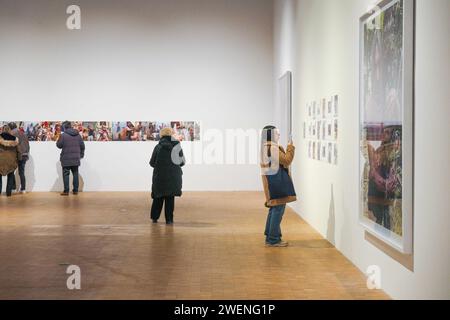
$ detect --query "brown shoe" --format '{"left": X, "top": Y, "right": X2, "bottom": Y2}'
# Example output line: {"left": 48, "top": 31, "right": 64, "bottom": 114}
{"left": 60, "top": 192, "right": 69, "bottom": 196}
{"left": 73, "top": 191, "right": 78, "bottom": 195}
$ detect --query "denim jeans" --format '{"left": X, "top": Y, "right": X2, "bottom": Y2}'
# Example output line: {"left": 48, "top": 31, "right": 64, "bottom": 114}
{"left": 264, "top": 204, "right": 286, "bottom": 245}
{"left": 63, "top": 166, "right": 79, "bottom": 193}
{"left": 17, "top": 159, "right": 27, "bottom": 191}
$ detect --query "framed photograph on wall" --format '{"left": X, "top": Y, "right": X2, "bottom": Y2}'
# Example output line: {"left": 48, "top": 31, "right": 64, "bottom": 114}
{"left": 326, "top": 120, "right": 332, "bottom": 140}
{"left": 312, "top": 141, "right": 316, "bottom": 160}
{"left": 308, "top": 141, "right": 311, "bottom": 158}
{"left": 316, "top": 121, "right": 320, "bottom": 140}
{"left": 327, "top": 142, "right": 333, "bottom": 164}
{"left": 322, "top": 98, "right": 326, "bottom": 119}
{"left": 313, "top": 101, "right": 317, "bottom": 119}
{"left": 312, "top": 121, "right": 315, "bottom": 139}
{"left": 278, "top": 71, "right": 293, "bottom": 146}
{"left": 333, "top": 143, "right": 338, "bottom": 165}
{"left": 359, "top": 0, "right": 414, "bottom": 254}
{"left": 333, "top": 119, "right": 338, "bottom": 140}
{"left": 333, "top": 95, "right": 339, "bottom": 116}
{"left": 303, "top": 121, "right": 306, "bottom": 139}
{"left": 322, "top": 120, "right": 327, "bottom": 141}
{"left": 321, "top": 143, "right": 326, "bottom": 162}
{"left": 317, "top": 142, "right": 321, "bottom": 161}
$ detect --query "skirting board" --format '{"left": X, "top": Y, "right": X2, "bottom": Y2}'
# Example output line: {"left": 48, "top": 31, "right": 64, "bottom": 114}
{"left": 365, "top": 231, "right": 414, "bottom": 272}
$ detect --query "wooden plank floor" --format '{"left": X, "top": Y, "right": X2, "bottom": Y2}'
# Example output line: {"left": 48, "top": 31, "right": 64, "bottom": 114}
{"left": 0, "top": 192, "right": 389, "bottom": 300}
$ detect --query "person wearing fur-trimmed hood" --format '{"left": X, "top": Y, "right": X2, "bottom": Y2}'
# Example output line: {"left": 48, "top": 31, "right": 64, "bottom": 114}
{"left": 0, "top": 125, "right": 20, "bottom": 197}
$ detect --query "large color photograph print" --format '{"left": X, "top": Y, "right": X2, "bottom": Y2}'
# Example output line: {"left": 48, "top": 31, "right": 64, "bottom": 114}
{"left": 359, "top": 0, "right": 413, "bottom": 253}
{"left": 0, "top": 121, "right": 201, "bottom": 142}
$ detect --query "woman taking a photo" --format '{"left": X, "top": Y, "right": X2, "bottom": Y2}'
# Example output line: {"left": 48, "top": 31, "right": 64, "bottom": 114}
{"left": 260, "top": 125, "right": 296, "bottom": 247}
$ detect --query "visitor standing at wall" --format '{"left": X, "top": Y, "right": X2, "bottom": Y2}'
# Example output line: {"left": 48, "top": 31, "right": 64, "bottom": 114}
{"left": 56, "top": 121, "right": 85, "bottom": 196}
{"left": 9, "top": 122, "right": 30, "bottom": 193}
{"left": 150, "top": 127, "right": 185, "bottom": 225}
{"left": 0, "top": 125, "right": 19, "bottom": 197}
{"left": 260, "top": 125, "right": 296, "bottom": 247}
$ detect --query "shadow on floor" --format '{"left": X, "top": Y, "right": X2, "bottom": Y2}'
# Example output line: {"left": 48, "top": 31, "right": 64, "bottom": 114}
{"left": 165, "top": 222, "right": 216, "bottom": 228}
{"left": 51, "top": 161, "right": 84, "bottom": 192}
{"left": 287, "top": 239, "right": 334, "bottom": 249}
{"left": 14, "top": 155, "right": 36, "bottom": 192}
{"left": 326, "top": 183, "right": 336, "bottom": 245}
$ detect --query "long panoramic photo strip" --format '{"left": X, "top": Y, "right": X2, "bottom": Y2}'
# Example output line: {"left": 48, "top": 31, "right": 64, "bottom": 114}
{"left": 0, "top": 121, "right": 201, "bottom": 142}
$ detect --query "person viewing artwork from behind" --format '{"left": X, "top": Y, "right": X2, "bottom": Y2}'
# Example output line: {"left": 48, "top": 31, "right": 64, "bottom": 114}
{"left": 260, "top": 125, "right": 296, "bottom": 247}
{"left": 8, "top": 122, "right": 30, "bottom": 194}
{"left": 56, "top": 121, "right": 85, "bottom": 196}
{"left": 0, "top": 125, "right": 19, "bottom": 197}
{"left": 150, "top": 127, "right": 185, "bottom": 225}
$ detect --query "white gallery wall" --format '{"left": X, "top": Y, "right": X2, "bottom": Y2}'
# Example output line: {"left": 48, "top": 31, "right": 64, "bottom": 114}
{"left": 1, "top": 0, "right": 448, "bottom": 299}
{"left": 274, "top": 0, "right": 450, "bottom": 299}
{"left": 0, "top": 0, "right": 274, "bottom": 191}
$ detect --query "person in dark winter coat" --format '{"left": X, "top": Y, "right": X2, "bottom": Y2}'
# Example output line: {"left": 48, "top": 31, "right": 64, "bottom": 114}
{"left": 9, "top": 122, "right": 30, "bottom": 193}
{"left": 0, "top": 125, "right": 19, "bottom": 197}
{"left": 150, "top": 127, "right": 185, "bottom": 224}
{"left": 56, "top": 121, "right": 85, "bottom": 196}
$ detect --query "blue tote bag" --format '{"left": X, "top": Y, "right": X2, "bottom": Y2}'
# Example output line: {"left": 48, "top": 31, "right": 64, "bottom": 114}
{"left": 266, "top": 166, "right": 296, "bottom": 200}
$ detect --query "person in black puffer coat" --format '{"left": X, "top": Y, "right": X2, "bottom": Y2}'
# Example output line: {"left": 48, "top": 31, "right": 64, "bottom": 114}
{"left": 150, "top": 127, "right": 185, "bottom": 224}
{"left": 56, "top": 121, "right": 85, "bottom": 196}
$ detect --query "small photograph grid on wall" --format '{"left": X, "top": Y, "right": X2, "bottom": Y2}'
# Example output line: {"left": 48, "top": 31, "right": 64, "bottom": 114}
{"left": 304, "top": 95, "right": 338, "bottom": 165}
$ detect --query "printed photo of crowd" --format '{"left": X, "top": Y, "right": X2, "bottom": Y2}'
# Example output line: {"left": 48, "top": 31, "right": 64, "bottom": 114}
{"left": 0, "top": 121, "right": 64, "bottom": 142}
{"left": 112, "top": 121, "right": 200, "bottom": 141}
{"left": 0, "top": 121, "right": 201, "bottom": 142}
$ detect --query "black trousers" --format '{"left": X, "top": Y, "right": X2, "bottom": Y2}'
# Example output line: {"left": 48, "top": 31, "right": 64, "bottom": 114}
{"left": 151, "top": 196, "right": 175, "bottom": 222}
{"left": 0, "top": 172, "right": 15, "bottom": 196}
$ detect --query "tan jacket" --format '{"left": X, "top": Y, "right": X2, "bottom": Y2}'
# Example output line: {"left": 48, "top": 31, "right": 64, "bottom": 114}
{"left": 260, "top": 142, "right": 296, "bottom": 207}
{"left": 0, "top": 134, "right": 19, "bottom": 176}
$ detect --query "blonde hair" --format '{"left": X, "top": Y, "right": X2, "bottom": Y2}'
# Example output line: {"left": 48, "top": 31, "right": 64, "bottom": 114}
{"left": 160, "top": 127, "right": 174, "bottom": 137}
